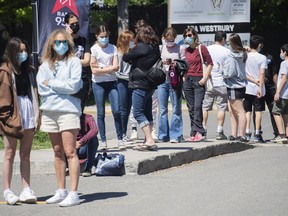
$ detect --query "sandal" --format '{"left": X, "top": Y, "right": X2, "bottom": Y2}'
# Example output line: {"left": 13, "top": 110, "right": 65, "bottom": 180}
{"left": 133, "top": 144, "right": 158, "bottom": 151}
{"left": 133, "top": 144, "right": 148, "bottom": 151}
{"left": 145, "top": 144, "right": 158, "bottom": 151}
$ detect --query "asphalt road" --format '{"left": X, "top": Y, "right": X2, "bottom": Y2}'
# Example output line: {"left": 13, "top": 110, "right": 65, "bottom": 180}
{"left": 0, "top": 146, "right": 288, "bottom": 216}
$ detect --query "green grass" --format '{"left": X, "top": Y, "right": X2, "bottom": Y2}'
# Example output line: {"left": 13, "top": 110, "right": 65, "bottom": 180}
{"left": 0, "top": 131, "right": 52, "bottom": 150}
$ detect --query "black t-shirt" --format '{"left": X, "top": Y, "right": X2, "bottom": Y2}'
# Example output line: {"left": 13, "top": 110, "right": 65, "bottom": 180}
{"left": 264, "top": 53, "right": 277, "bottom": 87}
{"left": 15, "top": 71, "right": 30, "bottom": 96}
{"left": 74, "top": 36, "right": 91, "bottom": 78}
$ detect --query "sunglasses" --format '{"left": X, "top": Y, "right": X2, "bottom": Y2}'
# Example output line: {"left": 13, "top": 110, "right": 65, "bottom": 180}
{"left": 54, "top": 40, "right": 67, "bottom": 46}
{"left": 184, "top": 34, "right": 192, "bottom": 38}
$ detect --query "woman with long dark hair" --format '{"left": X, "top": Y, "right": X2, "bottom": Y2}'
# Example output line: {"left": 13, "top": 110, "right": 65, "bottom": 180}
{"left": 1, "top": 37, "right": 40, "bottom": 205}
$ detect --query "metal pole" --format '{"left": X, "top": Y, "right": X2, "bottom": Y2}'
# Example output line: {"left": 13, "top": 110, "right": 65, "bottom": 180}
{"left": 117, "top": 0, "right": 129, "bottom": 36}
{"left": 31, "top": 0, "right": 39, "bottom": 69}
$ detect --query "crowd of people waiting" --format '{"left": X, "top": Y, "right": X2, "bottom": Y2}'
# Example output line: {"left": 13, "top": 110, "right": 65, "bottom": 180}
{"left": 1, "top": 13, "right": 288, "bottom": 207}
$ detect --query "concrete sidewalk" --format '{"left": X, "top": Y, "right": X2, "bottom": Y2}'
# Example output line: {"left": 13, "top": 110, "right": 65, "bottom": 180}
{"left": 0, "top": 138, "right": 254, "bottom": 176}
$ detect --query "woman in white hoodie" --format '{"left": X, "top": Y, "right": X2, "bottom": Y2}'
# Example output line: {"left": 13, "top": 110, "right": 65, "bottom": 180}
{"left": 223, "top": 33, "right": 248, "bottom": 142}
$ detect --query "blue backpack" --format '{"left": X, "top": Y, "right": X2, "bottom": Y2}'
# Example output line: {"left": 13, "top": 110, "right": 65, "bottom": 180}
{"left": 94, "top": 153, "right": 125, "bottom": 176}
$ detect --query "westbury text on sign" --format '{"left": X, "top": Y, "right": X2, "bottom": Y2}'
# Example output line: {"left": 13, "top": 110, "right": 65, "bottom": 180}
{"left": 168, "top": 0, "right": 251, "bottom": 46}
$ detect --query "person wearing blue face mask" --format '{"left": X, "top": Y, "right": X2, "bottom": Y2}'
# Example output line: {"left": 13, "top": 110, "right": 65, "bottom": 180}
{"left": 182, "top": 27, "right": 213, "bottom": 142}
{"left": 90, "top": 25, "right": 124, "bottom": 151}
{"left": 116, "top": 30, "right": 135, "bottom": 144}
{"left": 2, "top": 37, "right": 40, "bottom": 205}
{"left": 272, "top": 44, "right": 288, "bottom": 143}
{"left": 37, "top": 29, "right": 83, "bottom": 207}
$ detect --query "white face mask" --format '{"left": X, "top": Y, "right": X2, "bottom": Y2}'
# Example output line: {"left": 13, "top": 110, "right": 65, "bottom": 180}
{"left": 166, "top": 41, "right": 175, "bottom": 47}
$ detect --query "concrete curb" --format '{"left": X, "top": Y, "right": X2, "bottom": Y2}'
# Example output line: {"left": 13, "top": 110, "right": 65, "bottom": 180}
{"left": 0, "top": 141, "right": 254, "bottom": 176}
{"left": 125, "top": 142, "right": 254, "bottom": 175}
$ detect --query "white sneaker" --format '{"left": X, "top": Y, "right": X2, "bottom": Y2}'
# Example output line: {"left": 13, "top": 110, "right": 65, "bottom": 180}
{"left": 46, "top": 189, "right": 68, "bottom": 204}
{"left": 152, "top": 129, "right": 158, "bottom": 140}
{"left": 19, "top": 188, "right": 37, "bottom": 203}
{"left": 130, "top": 129, "right": 138, "bottom": 141}
{"left": 118, "top": 140, "right": 126, "bottom": 150}
{"left": 99, "top": 141, "right": 107, "bottom": 151}
{"left": 170, "top": 139, "right": 179, "bottom": 143}
{"left": 3, "top": 190, "right": 19, "bottom": 205}
{"left": 58, "top": 191, "right": 80, "bottom": 207}
{"left": 123, "top": 135, "right": 133, "bottom": 144}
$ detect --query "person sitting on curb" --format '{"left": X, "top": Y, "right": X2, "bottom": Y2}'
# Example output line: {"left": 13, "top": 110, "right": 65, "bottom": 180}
{"left": 74, "top": 102, "right": 99, "bottom": 177}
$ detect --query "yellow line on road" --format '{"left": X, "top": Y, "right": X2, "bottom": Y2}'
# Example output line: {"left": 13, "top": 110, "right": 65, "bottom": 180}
{"left": 0, "top": 201, "right": 46, "bottom": 204}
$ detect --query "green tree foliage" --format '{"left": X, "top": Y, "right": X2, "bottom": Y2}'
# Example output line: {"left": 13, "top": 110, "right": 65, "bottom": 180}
{"left": 251, "top": 0, "right": 288, "bottom": 32}
{"left": 0, "top": 0, "right": 32, "bottom": 24}
{"left": 105, "top": 0, "right": 167, "bottom": 6}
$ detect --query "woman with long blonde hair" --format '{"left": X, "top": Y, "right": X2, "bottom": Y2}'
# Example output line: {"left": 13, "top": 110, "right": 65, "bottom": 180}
{"left": 37, "top": 28, "right": 83, "bottom": 207}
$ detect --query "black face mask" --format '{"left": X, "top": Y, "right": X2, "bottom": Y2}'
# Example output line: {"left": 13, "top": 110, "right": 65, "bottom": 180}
{"left": 70, "top": 24, "right": 80, "bottom": 34}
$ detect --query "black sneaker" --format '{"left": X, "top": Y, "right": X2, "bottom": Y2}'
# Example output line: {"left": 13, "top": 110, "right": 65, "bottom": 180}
{"left": 245, "top": 132, "right": 252, "bottom": 141}
{"left": 216, "top": 131, "right": 227, "bottom": 140}
{"left": 228, "top": 135, "right": 238, "bottom": 141}
{"left": 254, "top": 133, "right": 266, "bottom": 143}
{"left": 239, "top": 136, "right": 249, "bottom": 143}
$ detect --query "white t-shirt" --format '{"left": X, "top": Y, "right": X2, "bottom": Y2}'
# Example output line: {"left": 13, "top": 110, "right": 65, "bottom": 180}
{"left": 277, "top": 60, "right": 288, "bottom": 99}
{"left": 207, "top": 44, "right": 230, "bottom": 87}
{"left": 90, "top": 43, "right": 118, "bottom": 83}
{"left": 245, "top": 52, "right": 267, "bottom": 96}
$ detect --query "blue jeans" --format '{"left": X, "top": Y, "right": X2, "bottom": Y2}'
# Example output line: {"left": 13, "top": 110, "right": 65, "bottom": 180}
{"left": 183, "top": 77, "right": 206, "bottom": 136}
{"left": 132, "top": 88, "right": 154, "bottom": 128}
{"left": 92, "top": 81, "right": 122, "bottom": 142}
{"left": 78, "top": 136, "right": 99, "bottom": 170}
{"left": 117, "top": 79, "right": 132, "bottom": 136}
{"left": 157, "top": 82, "right": 183, "bottom": 141}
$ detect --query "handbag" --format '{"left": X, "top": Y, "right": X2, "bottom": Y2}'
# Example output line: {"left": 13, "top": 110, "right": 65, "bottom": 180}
{"left": 0, "top": 68, "right": 24, "bottom": 139}
{"left": 199, "top": 44, "right": 213, "bottom": 91}
{"left": 94, "top": 152, "right": 125, "bottom": 176}
{"left": 147, "top": 58, "right": 166, "bottom": 89}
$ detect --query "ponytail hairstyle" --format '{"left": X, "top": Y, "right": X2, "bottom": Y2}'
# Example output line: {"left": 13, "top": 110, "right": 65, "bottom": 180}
{"left": 229, "top": 33, "right": 247, "bottom": 63}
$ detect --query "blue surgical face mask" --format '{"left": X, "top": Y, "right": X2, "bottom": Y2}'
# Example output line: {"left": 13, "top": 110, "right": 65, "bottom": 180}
{"left": 18, "top": 51, "right": 28, "bottom": 64}
{"left": 98, "top": 37, "right": 109, "bottom": 46}
{"left": 185, "top": 37, "right": 194, "bottom": 45}
{"left": 280, "top": 53, "right": 285, "bottom": 60}
{"left": 129, "top": 41, "right": 135, "bottom": 49}
{"left": 54, "top": 42, "right": 69, "bottom": 56}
